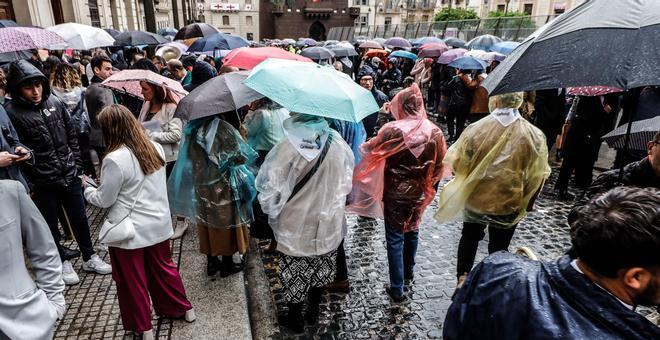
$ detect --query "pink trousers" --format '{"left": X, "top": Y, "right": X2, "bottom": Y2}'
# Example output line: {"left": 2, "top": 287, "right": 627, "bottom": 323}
{"left": 109, "top": 240, "right": 192, "bottom": 332}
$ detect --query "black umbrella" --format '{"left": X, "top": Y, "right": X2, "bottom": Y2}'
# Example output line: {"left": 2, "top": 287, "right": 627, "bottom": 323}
{"left": 174, "top": 23, "right": 219, "bottom": 40}
{"left": 484, "top": 0, "right": 660, "bottom": 95}
{"left": 444, "top": 37, "right": 466, "bottom": 49}
{"left": 602, "top": 115, "right": 660, "bottom": 151}
{"left": 300, "top": 46, "right": 335, "bottom": 60}
{"left": 328, "top": 45, "right": 358, "bottom": 57}
{"left": 174, "top": 71, "right": 263, "bottom": 121}
{"left": 113, "top": 31, "right": 167, "bottom": 46}
{"left": 104, "top": 28, "right": 121, "bottom": 38}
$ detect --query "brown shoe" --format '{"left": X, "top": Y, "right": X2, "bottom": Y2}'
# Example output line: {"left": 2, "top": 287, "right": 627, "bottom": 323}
{"left": 325, "top": 280, "right": 350, "bottom": 293}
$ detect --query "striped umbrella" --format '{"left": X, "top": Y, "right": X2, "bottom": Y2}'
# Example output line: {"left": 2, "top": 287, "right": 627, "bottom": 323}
{"left": 0, "top": 27, "right": 67, "bottom": 53}
{"left": 602, "top": 115, "right": 660, "bottom": 151}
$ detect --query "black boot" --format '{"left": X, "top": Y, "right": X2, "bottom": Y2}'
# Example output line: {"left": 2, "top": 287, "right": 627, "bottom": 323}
{"left": 206, "top": 255, "right": 222, "bottom": 277}
{"left": 278, "top": 302, "right": 304, "bottom": 333}
{"left": 220, "top": 255, "right": 244, "bottom": 277}
{"left": 305, "top": 287, "right": 324, "bottom": 325}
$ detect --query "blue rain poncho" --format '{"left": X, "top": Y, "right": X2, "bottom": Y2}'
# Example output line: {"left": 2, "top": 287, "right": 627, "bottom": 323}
{"left": 167, "top": 116, "right": 258, "bottom": 229}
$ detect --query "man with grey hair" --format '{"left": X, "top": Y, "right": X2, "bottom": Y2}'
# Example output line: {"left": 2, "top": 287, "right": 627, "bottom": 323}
{"left": 167, "top": 59, "right": 191, "bottom": 86}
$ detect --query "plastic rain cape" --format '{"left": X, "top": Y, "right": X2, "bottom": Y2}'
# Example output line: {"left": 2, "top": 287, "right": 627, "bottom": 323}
{"left": 348, "top": 84, "right": 449, "bottom": 232}
{"left": 167, "top": 116, "right": 258, "bottom": 229}
{"left": 434, "top": 109, "right": 551, "bottom": 227}
{"left": 256, "top": 114, "right": 355, "bottom": 257}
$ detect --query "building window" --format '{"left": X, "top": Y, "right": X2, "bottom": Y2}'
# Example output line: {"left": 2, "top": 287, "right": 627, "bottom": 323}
{"left": 386, "top": 0, "right": 393, "bottom": 9}
{"left": 523, "top": 3, "right": 533, "bottom": 15}
{"left": 245, "top": 0, "right": 251, "bottom": 4}
{"left": 361, "top": 0, "right": 368, "bottom": 5}
{"left": 384, "top": 17, "right": 391, "bottom": 31}
{"left": 246, "top": 16, "right": 253, "bottom": 26}
{"left": 355, "top": 14, "right": 368, "bottom": 27}
{"left": 554, "top": 3, "right": 566, "bottom": 14}
{"left": 497, "top": 4, "right": 505, "bottom": 12}
{"left": 88, "top": 0, "right": 101, "bottom": 28}
{"left": 222, "top": 15, "right": 230, "bottom": 25}
{"left": 422, "top": 14, "right": 429, "bottom": 22}
{"left": 247, "top": 33, "right": 254, "bottom": 40}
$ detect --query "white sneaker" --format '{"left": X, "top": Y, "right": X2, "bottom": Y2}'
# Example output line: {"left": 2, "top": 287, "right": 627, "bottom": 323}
{"left": 141, "top": 329, "right": 154, "bottom": 340}
{"left": 82, "top": 254, "right": 112, "bottom": 275}
{"left": 184, "top": 308, "right": 196, "bottom": 323}
{"left": 62, "top": 260, "right": 80, "bottom": 285}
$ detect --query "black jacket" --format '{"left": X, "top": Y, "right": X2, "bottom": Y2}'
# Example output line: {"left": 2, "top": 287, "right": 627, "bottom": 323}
{"left": 0, "top": 106, "right": 28, "bottom": 189}
{"left": 569, "top": 158, "right": 659, "bottom": 223}
{"left": 362, "top": 88, "right": 389, "bottom": 137}
{"left": 4, "top": 60, "right": 82, "bottom": 189}
{"left": 184, "top": 61, "right": 217, "bottom": 92}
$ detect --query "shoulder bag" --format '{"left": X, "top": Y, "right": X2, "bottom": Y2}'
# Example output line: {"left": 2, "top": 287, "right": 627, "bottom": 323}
{"left": 98, "top": 178, "right": 145, "bottom": 245}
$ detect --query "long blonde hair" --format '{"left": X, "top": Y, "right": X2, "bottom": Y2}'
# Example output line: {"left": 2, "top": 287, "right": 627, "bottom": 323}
{"left": 98, "top": 104, "right": 166, "bottom": 175}
{"left": 50, "top": 63, "right": 82, "bottom": 90}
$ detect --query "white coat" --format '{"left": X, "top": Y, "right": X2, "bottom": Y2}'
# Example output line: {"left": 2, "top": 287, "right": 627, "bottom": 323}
{"left": 138, "top": 102, "right": 183, "bottom": 163}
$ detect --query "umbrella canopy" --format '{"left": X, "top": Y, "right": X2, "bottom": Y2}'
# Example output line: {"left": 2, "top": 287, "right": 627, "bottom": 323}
{"left": 444, "top": 37, "right": 467, "bottom": 48}
{"left": 0, "top": 27, "right": 67, "bottom": 53}
{"left": 602, "top": 115, "right": 660, "bottom": 151}
{"left": 384, "top": 37, "right": 412, "bottom": 49}
{"left": 157, "top": 41, "right": 189, "bottom": 54}
{"left": 296, "top": 38, "right": 317, "bottom": 47}
{"left": 491, "top": 41, "right": 520, "bottom": 55}
{"left": 466, "top": 34, "right": 503, "bottom": 51}
{"left": 484, "top": 0, "right": 660, "bottom": 95}
{"left": 187, "top": 32, "right": 249, "bottom": 52}
{"left": 328, "top": 45, "right": 358, "bottom": 57}
{"left": 174, "top": 23, "right": 219, "bottom": 40}
{"left": 222, "top": 47, "right": 313, "bottom": 70}
{"left": 374, "top": 38, "right": 387, "bottom": 45}
{"left": 114, "top": 30, "right": 167, "bottom": 46}
{"left": 101, "top": 69, "right": 188, "bottom": 101}
{"left": 567, "top": 86, "right": 623, "bottom": 97}
{"left": 157, "top": 27, "right": 178, "bottom": 37}
{"left": 0, "top": 20, "right": 17, "bottom": 28}
{"left": 282, "top": 38, "right": 296, "bottom": 45}
{"left": 323, "top": 40, "right": 339, "bottom": 47}
{"left": 104, "top": 28, "right": 121, "bottom": 38}
{"left": 390, "top": 50, "right": 417, "bottom": 60}
{"left": 359, "top": 40, "right": 383, "bottom": 49}
{"left": 481, "top": 51, "right": 507, "bottom": 65}
{"left": 47, "top": 23, "right": 115, "bottom": 50}
{"left": 301, "top": 46, "right": 335, "bottom": 60}
{"left": 174, "top": 70, "right": 263, "bottom": 121}
{"left": 243, "top": 58, "right": 379, "bottom": 122}
{"left": 365, "top": 49, "right": 388, "bottom": 59}
{"left": 448, "top": 56, "right": 487, "bottom": 71}
{"left": 414, "top": 37, "right": 443, "bottom": 46}
{"left": 437, "top": 48, "right": 468, "bottom": 64}
{"left": 418, "top": 42, "right": 449, "bottom": 58}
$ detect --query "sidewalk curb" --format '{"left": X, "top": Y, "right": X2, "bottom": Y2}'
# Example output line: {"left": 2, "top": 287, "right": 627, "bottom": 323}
{"left": 245, "top": 239, "right": 281, "bottom": 340}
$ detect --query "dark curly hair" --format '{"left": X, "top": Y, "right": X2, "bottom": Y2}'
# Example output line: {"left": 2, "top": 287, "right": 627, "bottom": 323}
{"left": 570, "top": 186, "right": 660, "bottom": 278}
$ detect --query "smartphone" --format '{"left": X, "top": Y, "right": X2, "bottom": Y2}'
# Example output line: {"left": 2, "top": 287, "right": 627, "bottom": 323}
{"left": 82, "top": 176, "right": 98, "bottom": 188}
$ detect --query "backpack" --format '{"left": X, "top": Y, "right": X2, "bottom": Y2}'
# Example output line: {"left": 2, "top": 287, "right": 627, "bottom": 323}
{"left": 69, "top": 90, "right": 91, "bottom": 135}
{"left": 447, "top": 75, "right": 472, "bottom": 110}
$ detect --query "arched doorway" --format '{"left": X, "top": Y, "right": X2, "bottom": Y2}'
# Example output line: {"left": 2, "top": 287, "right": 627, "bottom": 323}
{"left": 308, "top": 21, "right": 326, "bottom": 41}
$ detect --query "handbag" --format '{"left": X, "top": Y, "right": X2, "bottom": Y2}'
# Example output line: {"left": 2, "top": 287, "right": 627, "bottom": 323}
{"left": 98, "top": 178, "right": 146, "bottom": 245}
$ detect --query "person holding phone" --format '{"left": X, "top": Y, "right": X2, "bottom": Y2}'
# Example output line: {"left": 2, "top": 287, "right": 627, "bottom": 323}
{"left": 0, "top": 103, "right": 30, "bottom": 190}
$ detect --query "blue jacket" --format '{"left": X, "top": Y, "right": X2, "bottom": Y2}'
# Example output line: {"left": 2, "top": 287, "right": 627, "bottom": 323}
{"left": 444, "top": 252, "right": 660, "bottom": 340}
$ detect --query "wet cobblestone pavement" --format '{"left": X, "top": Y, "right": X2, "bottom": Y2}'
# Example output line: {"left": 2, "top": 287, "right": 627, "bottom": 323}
{"left": 53, "top": 207, "right": 186, "bottom": 340}
{"left": 257, "top": 169, "right": 579, "bottom": 339}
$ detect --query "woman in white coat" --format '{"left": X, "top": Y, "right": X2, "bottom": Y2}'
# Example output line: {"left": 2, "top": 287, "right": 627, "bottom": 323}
{"left": 138, "top": 81, "right": 187, "bottom": 239}
{"left": 83, "top": 105, "right": 194, "bottom": 340}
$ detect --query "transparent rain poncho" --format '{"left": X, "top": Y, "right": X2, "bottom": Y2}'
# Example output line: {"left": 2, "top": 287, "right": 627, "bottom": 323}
{"left": 348, "top": 83, "right": 449, "bottom": 232}
{"left": 167, "top": 116, "right": 258, "bottom": 229}
{"left": 435, "top": 92, "right": 551, "bottom": 228}
{"left": 256, "top": 114, "right": 355, "bottom": 257}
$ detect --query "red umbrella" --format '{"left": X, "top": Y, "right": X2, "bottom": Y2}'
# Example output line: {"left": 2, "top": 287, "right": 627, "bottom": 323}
{"left": 0, "top": 27, "right": 67, "bottom": 53}
{"left": 222, "top": 47, "right": 312, "bottom": 70}
{"left": 567, "top": 86, "right": 624, "bottom": 97}
{"left": 358, "top": 40, "right": 383, "bottom": 49}
{"left": 418, "top": 42, "right": 449, "bottom": 58}
{"left": 101, "top": 69, "right": 188, "bottom": 102}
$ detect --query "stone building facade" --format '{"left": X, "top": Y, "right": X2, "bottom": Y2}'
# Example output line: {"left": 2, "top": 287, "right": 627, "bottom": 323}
{"left": 201, "top": 0, "right": 260, "bottom": 41}
{"left": 260, "top": 0, "right": 360, "bottom": 40}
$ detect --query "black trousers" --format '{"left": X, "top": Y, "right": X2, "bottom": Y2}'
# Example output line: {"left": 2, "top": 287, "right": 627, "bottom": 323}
{"left": 335, "top": 240, "right": 348, "bottom": 281}
{"left": 447, "top": 105, "right": 469, "bottom": 139}
{"left": 77, "top": 133, "right": 97, "bottom": 178}
{"left": 456, "top": 222, "right": 517, "bottom": 277}
{"left": 555, "top": 141, "right": 601, "bottom": 192}
{"left": 32, "top": 180, "right": 95, "bottom": 261}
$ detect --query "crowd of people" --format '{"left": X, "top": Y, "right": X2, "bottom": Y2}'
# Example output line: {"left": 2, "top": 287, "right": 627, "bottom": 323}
{"left": 0, "top": 32, "right": 658, "bottom": 340}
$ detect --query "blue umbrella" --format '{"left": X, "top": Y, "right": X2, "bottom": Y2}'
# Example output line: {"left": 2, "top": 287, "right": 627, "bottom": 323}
{"left": 188, "top": 32, "right": 249, "bottom": 52}
{"left": 491, "top": 41, "right": 520, "bottom": 55}
{"left": 157, "top": 27, "right": 178, "bottom": 37}
{"left": 444, "top": 37, "right": 467, "bottom": 48}
{"left": 243, "top": 59, "right": 379, "bottom": 122}
{"left": 390, "top": 50, "right": 417, "bottom": 60}
{"left": 413, "top": 37, "right": 443, "bottom": 47}
{"left": 448, "top": 56, "right": 487, "bottom": 71}
{"left": 296, "top": 38, "right": 317, "bottom": 47}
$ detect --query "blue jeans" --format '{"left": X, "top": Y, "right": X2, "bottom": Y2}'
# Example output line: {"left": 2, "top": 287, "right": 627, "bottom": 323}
{"left": 385, "top": 220, "right": 419, "bottom": 295}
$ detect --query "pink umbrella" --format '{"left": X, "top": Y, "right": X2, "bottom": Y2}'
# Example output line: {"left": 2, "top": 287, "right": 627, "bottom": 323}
{"left": 567, "top": 86, "right": 624, "bottom": 97}
{"left": 0, "top": 27, "right": 67, "bottom": 53}
{"left": 436, "top": 48, "right": 467, "bottom": 64}
{"left": 418, "top": 42, "right": 449, "bottom": 58}
{"left": 101, "top": 69, "right": 188, "bottom": 102}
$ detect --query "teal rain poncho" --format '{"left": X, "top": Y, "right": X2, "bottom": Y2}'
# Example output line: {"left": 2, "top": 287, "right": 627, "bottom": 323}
{"left": 167, "top": 116, "right": 258, "bottom": 229}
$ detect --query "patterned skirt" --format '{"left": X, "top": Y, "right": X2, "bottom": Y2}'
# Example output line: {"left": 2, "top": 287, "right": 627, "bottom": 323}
{"left": 278, "top": 250, "right": 337, "bottom": 303}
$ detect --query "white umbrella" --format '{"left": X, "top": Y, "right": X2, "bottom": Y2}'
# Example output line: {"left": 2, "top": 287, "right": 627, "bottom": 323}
{"left": 47, "top": 23, "right": 115, "bottom": 50}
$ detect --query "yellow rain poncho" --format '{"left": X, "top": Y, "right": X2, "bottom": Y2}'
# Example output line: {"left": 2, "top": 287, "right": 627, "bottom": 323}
{"left": 435, "top": 92, "right": 551, "bottom": 228}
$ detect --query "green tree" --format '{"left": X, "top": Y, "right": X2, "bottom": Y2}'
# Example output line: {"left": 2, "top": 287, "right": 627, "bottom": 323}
{"left": 434, "top": 8, "right": 479, "bottom": 22}
{"left": 483, "top": 11, "right": 536, "bottom": 29}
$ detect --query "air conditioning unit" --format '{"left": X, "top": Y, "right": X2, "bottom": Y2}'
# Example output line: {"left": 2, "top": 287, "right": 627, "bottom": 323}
{"left": 245, "top": 4, "right": 252, "bottom": 10}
